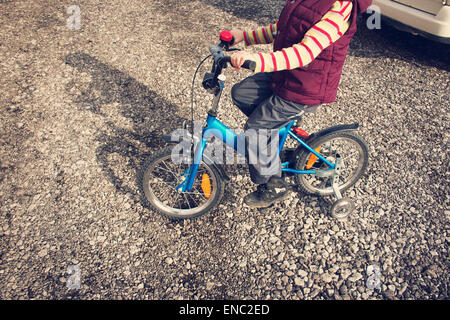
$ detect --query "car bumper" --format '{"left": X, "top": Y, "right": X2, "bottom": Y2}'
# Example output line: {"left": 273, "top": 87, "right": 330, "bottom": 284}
{"left": 370, "top": 0, "right": 450, "bottom": 43}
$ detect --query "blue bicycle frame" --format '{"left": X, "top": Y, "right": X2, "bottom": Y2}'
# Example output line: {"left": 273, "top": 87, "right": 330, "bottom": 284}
{"left": 178, "top": 52, "right": 337, "bottom": 193}
{"left": 179, "top": 114, "right": 335, "bottom": 192}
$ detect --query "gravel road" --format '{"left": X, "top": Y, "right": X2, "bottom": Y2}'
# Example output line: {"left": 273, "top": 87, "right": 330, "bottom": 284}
{"left": 0, "top": 0, "right": 448, "bottom": 299}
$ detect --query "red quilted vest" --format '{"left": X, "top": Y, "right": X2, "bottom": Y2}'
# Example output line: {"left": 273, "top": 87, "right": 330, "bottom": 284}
{"left": 272, "top": 0, "right": 372, "bottom": 105}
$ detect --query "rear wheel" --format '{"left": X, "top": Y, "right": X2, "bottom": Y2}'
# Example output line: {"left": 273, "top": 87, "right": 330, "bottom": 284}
{"left": 294, "top": 131, "right": 369, "bottom": 196}
{"left": 139, "top": 148, "right": 225, "bottom": 219}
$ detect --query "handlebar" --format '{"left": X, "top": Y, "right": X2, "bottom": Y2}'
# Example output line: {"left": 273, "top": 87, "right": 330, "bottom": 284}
{"left": 201, "top": 31, "right": 256, "bottom": 92}
{"left": 218, "top": 30, "right": 256, "bottom": 71}
{"left": 197, "top": 30, "right": 258, "bottom": 116}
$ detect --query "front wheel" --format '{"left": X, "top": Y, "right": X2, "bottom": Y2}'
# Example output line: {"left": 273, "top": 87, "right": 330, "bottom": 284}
{"left": 294, "top": 131, "right": 369, "bottom": 196}
{"left": 139, "top": 147, "right": 225, "bottom": 219}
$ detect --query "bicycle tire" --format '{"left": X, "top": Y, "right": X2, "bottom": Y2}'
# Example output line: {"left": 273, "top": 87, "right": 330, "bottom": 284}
{"left": 139, "top": 147, "right": 225, "bottom": 219}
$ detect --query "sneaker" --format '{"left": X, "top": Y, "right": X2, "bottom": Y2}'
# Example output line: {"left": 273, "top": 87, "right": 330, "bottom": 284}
{"left": 244, "top": 179, "right": 291, "bottom": 208}
{"left": 266, "top": 176, "right": 287, "bottom": 189}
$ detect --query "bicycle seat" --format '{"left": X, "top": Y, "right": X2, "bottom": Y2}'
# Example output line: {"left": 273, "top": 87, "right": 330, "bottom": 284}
{"left": 290, "top": 105, "right": 319, "bottom": 122}
{"left": 291, "top": 115, "right": 304, "bottom": 122}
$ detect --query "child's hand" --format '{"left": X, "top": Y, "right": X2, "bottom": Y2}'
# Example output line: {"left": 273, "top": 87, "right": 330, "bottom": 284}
{"left": 230, "top": 28, "right": 244, "bottom": 45}
{"left": 230, "top": 51, "right": 255, "bottom": 71}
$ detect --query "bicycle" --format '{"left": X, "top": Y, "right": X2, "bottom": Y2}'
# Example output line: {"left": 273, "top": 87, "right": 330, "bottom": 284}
{"left": 139, "top": 31, "right": 369, "bottom": 220}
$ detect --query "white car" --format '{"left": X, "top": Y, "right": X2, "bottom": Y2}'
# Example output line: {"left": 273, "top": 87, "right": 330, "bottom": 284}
{"left": 371, "top": 0, "right": 450, "bottom": 43}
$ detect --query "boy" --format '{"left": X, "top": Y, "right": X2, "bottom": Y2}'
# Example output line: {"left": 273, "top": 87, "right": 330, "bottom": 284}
{"left": 228, "top": 0, "right": 372, "bottom": 208}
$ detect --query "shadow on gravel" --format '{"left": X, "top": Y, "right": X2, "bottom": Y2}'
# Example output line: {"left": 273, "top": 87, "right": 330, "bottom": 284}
{"left": 65, "top": 52, "right": 188, "bottom": 206}
{"left": 198, "top": 0, "right": 284, "bottom": 25}
{"left": 350, "top": 16, "right": 450, "bottom": 71}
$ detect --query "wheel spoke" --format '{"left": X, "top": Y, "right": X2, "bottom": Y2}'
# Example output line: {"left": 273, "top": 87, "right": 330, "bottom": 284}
{"left": 160, "top": 161, "right": 181, "bottom": 180}
{"left": 181, "top": 192, "right": 192, "bottom": 210}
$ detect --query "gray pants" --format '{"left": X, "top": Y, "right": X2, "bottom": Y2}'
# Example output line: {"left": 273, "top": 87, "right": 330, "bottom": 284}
{"left": 231, "top": 72, "right": 318, "bottom": 184}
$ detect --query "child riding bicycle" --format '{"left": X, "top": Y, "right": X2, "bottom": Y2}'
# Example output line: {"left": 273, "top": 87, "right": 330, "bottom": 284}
{"left": 227, "top": 0, "right": 372, "bottom": 208}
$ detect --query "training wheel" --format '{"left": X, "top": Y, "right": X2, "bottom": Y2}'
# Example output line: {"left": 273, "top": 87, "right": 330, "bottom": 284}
{"left": 330, "top": 197, "right": 355, "bottom": 219}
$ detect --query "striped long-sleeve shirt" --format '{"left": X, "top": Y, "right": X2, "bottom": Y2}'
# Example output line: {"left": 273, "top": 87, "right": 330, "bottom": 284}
{"left": 244, "top": 1, "right": 353, "bottom": 73}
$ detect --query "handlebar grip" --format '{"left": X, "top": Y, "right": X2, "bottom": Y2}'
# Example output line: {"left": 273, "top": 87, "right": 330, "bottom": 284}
{"left": 223, "top": 56, "right": 256, "bottom": 71}
{"left": 241, "top": 60, "right": 256, "bottom": 71}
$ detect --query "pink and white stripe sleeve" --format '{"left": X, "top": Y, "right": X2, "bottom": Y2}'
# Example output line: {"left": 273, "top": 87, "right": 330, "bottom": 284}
{"left": 243, "top": 21, "right": 278, "bottom": 46}
{"left": 250, "top": 1, "right": 353, "bottom": 73}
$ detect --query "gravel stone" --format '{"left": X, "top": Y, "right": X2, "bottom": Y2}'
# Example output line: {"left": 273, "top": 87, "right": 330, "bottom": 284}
{"left": 322, "top": 273, "right": 333, "bottom": 283}
{"left": 294, "top": 278, "right": 304, "bottom": 287}
{"left": 38, "top": 249, "right": 48, "bottom": 258}
{"left": 298, "top": 270, "right": 308, "bottom": 278}
{"left": 0, "top": 0, "right": 448, "bottom": 300}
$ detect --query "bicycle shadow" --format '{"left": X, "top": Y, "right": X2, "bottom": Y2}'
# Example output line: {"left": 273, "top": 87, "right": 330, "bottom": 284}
{"left": 65, "top": 52, "right": 187, "bottom": 205}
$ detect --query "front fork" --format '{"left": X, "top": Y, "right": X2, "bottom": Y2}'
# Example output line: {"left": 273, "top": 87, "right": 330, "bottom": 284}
{"left": 178, "top": 76, "right": 226, "bottom": 193}
{"left": 181, "top": 138, "right": 207, "bottom": 192}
